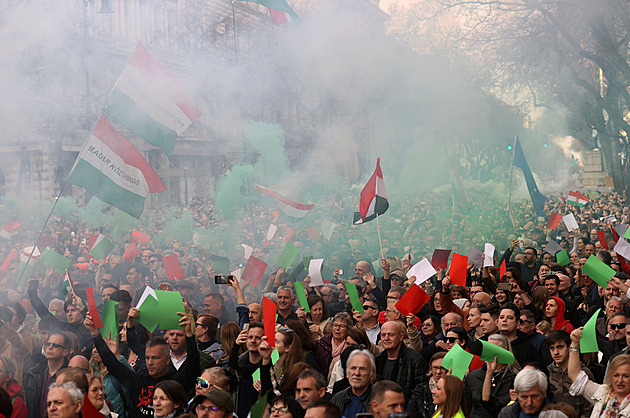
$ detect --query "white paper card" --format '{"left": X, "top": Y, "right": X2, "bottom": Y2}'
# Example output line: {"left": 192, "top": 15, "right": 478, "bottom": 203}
{"left": 266, "top": 224, "right": 277, "bottom": 241}
{"left": 406, "top": 258, "right": 437, "bottom": 286}
{"left": 614, "top": 239, "right": 630, "bottom": 261}
{"left": 231, "top": 268, "right": 243, "bottom": 281}
{"left": 483, "top": 243, "right": 495, "bottom": 267}
{"left": 562, "top": 213, "right": 579, "bottom": 231}
{"left": 241, "top": 244, "right": 253, "bottom": 259}
{"left": 321, "top": 220, "right": 336, "bottom": 241}
{"left": 308, "top": 258, "right": 325, "bottom": 286}
{"left": 544, "top": 239, "right": 563, "bottom": 255}
{"left": 136, "top": 286, "right": 157, "bottom": 309}
{"left": 601, "top": 215, "right": 618, "bottom": 224}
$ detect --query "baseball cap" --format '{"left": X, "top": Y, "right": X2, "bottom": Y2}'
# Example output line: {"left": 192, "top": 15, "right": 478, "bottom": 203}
{"left": 190, "top": 390, "right": 234, "bottom": 413}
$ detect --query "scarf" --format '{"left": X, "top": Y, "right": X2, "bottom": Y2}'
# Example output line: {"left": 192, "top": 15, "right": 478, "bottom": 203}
{"left": 329, "top": 339, "right": 347, "bottom": 378}
{"left": 602, "top": 390, "right": 630, "bottom": 418}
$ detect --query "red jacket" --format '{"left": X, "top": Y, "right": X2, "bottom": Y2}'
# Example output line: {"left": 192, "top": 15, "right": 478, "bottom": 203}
{"left": 6, "top": 379, "right": 27, "bottom": 418}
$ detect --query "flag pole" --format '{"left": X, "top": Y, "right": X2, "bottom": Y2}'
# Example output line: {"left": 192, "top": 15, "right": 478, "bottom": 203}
{"left": 15, "top": 182, "right": 67, "bottom": 287}
{"left": 376, "top": 213, "right": 384, "bottom": 261}
{"left": 232, "top": 0, "right": 239, "bottom": 64}
{"left": 506, "top": 135, "right": 517, "bottom": 224}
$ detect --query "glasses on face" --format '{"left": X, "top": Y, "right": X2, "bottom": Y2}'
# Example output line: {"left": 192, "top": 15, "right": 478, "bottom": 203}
{"left": 610, "top": 323, "right": 626, "bottom": 330}
{"left": 444, "top": 337, "right": 459, "bottom": 343}
{"left": 196, "top": 377, "right": 221, "bottom": 390}
{"left": 197, "top": 404, "right": 223, "bottom": 413}
{"left": 421, "top": 323, "right": 434, "bottom": 328}
{"left": 332, "top": 323, "right": 347, "bottom": 329}
{"left": 362, "top": 305, "right": 377, "bottom": 310}
{"left": 518, "top": 319, "right": 535, "bottom": 324}
{"left": 270, "top": 406, "right": 289, "bottom": 414}
{"left": 44, "top": 342, "right": 66, "bottom": 349}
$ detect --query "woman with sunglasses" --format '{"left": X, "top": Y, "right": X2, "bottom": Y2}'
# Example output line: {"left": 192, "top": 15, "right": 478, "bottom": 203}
{"left": 268, "top": 394, "right": 304, "bottom": 418}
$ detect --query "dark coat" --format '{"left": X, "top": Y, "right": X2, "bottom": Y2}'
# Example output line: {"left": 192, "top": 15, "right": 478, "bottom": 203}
{"left": 331, "top": 385, "right": 372, "bottom": 417}
{"left": 464, "top": 365, "right": 517, "bottom": 418}
{"left": 23, "top": 357, "right": 69, "bottom": 418}
{"left": 406, "top": 376, "right": 434, "bottom": 417}
{"left": 497, "top": 397, "right": 550, "bottom": 418}
{"left": 375, "top": 343, "right": 426, "bottom": 401}
{"left": 315, "top": 334, "right": 334, "bottom": 375}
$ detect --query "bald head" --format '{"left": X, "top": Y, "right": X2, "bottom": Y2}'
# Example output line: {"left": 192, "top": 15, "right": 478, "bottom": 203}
{"left": 382, "top": 320, "right": 404, "bottom": 335}
{"left": 68, "top": 356, "right": 89, "bottom": 372}
{"left": 355, "top": 261, "right": 371, "bottom": 278}
{"left": 473, "top": 292, "right": 492, "bottom": 307}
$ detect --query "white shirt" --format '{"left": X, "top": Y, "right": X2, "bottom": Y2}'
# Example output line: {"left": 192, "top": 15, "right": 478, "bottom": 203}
{"left": 170, "top": 352, "right": 187, "bottom": 370}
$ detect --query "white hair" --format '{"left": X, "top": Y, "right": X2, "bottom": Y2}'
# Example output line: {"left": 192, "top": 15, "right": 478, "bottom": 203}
{"left": 346, "top": 349, "right": 376, "bottom": 378}
{"left": 49, "top": 381, "right": 83, "bottom": 404}
{"left": 514, "top": 368, "right": 547, "bottom": 394}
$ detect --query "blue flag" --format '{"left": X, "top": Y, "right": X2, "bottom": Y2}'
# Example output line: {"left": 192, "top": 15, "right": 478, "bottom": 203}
{"left": 513, "top": 137, "right": 547, "bottom": 217}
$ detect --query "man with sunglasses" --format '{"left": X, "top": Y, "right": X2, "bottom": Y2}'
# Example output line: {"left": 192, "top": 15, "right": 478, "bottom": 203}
{"left": 360, "top": 300, "right": 380, "bottom": 345}
{"left": 23, "top": 332, "right": 70, "bottom": 418}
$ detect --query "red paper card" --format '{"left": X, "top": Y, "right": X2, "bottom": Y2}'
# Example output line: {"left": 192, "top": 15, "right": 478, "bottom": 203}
{"left": 612, "top": 227, "right": 620, "bottom": 243}
{"left": 500, "top": 259, "right": 507, "bottom": 280}
{"left": 87, "top": 234, "right": 98, "bottom": 260}
{"left": 307, "top": 228, "right": 321, "bottom": 240}
{"left": 547, "top": 212, "right": 561, "bottom": 230}
{"left": 77, "top": 263, "right": 89, "bottom": 273}
{"left": 449, "top": 253, "right": 468, "bottom": 286}
{"left": 262, "top": 296, "right": 276, "bottom": 347}
{"left": 123, "top": 243, "right": 141, "bottom": 263}
{"left": 395, "top": 284, "right": 430, "bottom": 316}
{"left": 86, "top": 287, "right": 104, "bottom": 329}
{"left": 163, "top": 254, "right": 184, "bottom": 280}
{"left": 242, "top": 256, "right": 267, "bottom": 287}
{"left": 132, "top": 230, "right": 150, "bottom": 247}
{"left": 0, "top": 250, "right": 18, "bottom": 272}
{"left": 272, "top": 211, "right": 279, "bottom": 218}
{"left": 598, "top": 231, "right": 609, "bottom": 250}
{"left": 431, "top": 249, "right": 451, "bottom": 269}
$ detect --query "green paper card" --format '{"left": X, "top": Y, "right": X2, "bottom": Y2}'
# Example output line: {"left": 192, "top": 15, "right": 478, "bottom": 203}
{"left": 556, "top": 250, "right": 570, "bottom": 266}
{"left": 38, "top": 249, "right": 72, "bottom": 275}
{"left": 580, "top": 308, "right": 601, "bottom": 353}
{"left": 252, "top": 367, "right": 260, "bottom": 382}
{"left": 250, "top": 392, "right": 268, "bottom": 418}
{"left": 137, "top": 293, "right": 160, "bottom": 333}
{"left": 100, "top": 300, "right": 119, "bottom": 341}
{"left": 276, "top": 242, "right": 299, "bottom": 269}
{"left": 442, "top": 343, "right": 473, "bottom": 380}
{"left": 271, "top": 348, "right": 280, "bottom": 364}
{"left": 287, "top": 262, "right": 306, "bottom": 281}
{"left": 345, "top": 282, "right": 364, "bottom": 313}
{"left": 302, "top": 256, "right": 313, "bottom": 269}
{"left": 294, "top": 282, "right": 310, "bottom": 312}
{"left": 210, "top": 255, "right": 230, "bottom": 274}
{"left": 479, "top": 339, "right": 515, "bottom": 364}
{"left": 155, "top": 290, "right": 185, "bottom": 330}
{"left": 581, "top": 255, "right": 615, "bottom": 288}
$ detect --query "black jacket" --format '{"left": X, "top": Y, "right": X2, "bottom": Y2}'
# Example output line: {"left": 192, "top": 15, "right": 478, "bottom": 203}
{"left": 331, "top": 385, "right": 372, "bottom": 416}
{"left": 23, "top": 357, "right": 69, "bottom": 418}
{"left": 510, "top": 331, "right": 540, "bottom": 366}
{"left": 464, "top": 365, "right": 517, "bottom": 418}
{"left": 375, "top": 343, "right": 426, "bottom": 401}
{"left": 94, "top": 333, "right": 200, "bottom": 418}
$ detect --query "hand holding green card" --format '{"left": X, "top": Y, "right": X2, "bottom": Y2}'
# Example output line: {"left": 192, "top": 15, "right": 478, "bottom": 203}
{"left": 479, "top": 339, "right": 515, "bottom": 364}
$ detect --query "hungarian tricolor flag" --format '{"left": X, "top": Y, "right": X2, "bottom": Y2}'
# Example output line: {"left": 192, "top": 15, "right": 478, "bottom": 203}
{"left": 0, "top": 221, "right": 20, "bottom": 242}
{"left": 238, "top": 0, "right": 300, "bottom": 25}
{"left": 353, "top": 158, "right": 389, "bottom": 225}
{"left": 104, "top": 43, "right": 202, "bottom": 156}
{"left": 67, "top": 115, "right": 165, "bottom": 219}
{"left": 568, "top": 190, "right": 589, "bottom": 207}
{"left": 255, "top": 185, "right": 315, "bottom": 218}
{"left": 62, "top": 271, "right": 74, "bottom": 295}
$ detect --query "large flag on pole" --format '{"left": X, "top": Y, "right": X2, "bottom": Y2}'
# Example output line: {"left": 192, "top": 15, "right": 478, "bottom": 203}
{"left": 67, "top": 115, "right": 166, "bottom": 219}
{"left": 513, "top": 137, "right": 547, "bottom": 217}
{"left": 238, "top": 0, "right": 300, "bottom": 24}
{"left": 353, "top": 158, "right": 389, "bottom": 225}
{"left": 103, "top": 43, "right": 202, "bottom": 156}
{"left": 255, "top": 185, "right": 315, "bottom": 218}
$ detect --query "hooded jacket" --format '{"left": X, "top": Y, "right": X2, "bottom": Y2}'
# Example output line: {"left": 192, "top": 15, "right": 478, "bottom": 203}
{"left": 550, "top": 296, "right": 574, "bottom": 332}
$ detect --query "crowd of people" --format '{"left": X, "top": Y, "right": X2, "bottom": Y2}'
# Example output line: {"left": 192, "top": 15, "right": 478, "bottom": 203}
{"left": 0, "top": 186, "right": 630, "bottom": 418}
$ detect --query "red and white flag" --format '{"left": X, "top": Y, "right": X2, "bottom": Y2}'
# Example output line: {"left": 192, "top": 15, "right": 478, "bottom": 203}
{"left": 255, "top": 185, "right": 315, "bottom": 218}
{"left": 354, "top": 158, "right": 389, "bottom": 224}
